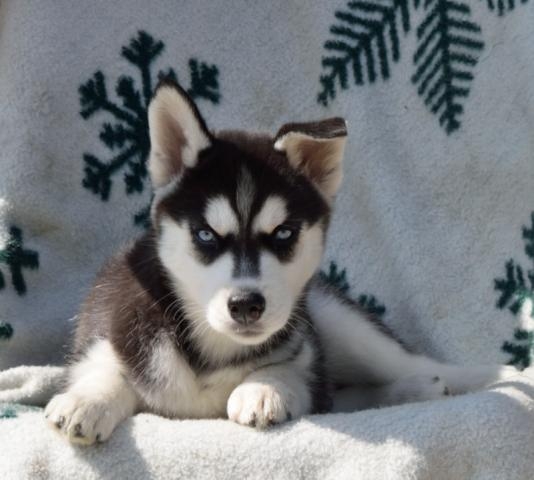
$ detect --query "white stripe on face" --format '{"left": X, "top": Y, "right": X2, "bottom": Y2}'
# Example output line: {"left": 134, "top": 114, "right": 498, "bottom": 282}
{"left": 205, "top": 196, "right": 239, "bottom": 236}
{"left": 252, "top": 196, "right": 288, "bottom": 234}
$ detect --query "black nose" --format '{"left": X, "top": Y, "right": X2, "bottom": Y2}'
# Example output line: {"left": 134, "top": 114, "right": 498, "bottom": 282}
{"left": 227, "top": 291, "right": 266, "bottom": 325}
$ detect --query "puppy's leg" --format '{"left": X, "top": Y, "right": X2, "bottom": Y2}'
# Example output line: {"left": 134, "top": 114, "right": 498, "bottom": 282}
{"left": 309, "top": 283, "right": 520, "bottom": 401}
{"left": 45, "top": 340, "right": 138, "bottom": 445}
{"left": 227, "top": 365, "right": 310, "bottom": 428}
{"left": 332, "top": 375, "right": 450, "bottom": 412}
{"left": 227, "top": 342, "right": 316, "bottom": 428}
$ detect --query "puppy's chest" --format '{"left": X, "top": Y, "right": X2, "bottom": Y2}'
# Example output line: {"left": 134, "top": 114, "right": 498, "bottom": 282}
{"left": 138, "top": 338, "right": 253, "bottom": 418}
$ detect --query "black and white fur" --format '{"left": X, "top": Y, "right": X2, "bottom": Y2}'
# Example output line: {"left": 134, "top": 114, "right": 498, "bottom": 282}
{"left": 45, "top": 80, "right": 518, "bottom": 445}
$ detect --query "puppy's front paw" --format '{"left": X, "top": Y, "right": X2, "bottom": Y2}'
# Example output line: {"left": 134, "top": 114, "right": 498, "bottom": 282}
{"left": 45, "top": 392, "right": 120, "bottom": 445}
{"left": 227, "top": 383, "right": 292, "bottom": 429}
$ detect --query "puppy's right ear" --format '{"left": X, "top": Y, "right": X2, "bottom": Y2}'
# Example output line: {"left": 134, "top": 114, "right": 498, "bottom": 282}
{"left": 148, "top": 80, "right": 212, "bottom": 188}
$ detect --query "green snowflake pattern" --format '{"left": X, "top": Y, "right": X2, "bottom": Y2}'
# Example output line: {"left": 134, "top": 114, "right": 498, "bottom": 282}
{"left": 0, "top": 403, "right": 41, "bottom": 420}
{"left": 483, "top": 0, "right": 529, "bottom": 16}
{"left": 320, "top": 261, "right": 386, "bottom": 317}
{"left": 0, "top": 226, "right": 39, "bottom": 296}
{"left": 79, "top": 30, "right": 221, "bottom": 227}
{"left": 0, "top": 322, "right": 14, "bottom": 340}
{"left": 319, "top": 0, "right": 530, "bottom": 134}
{"left": 495, "top": 212, "right": 534, "bottom": 368}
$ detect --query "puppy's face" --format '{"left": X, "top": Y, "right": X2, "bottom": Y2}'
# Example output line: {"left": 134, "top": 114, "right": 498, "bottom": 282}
{"left": 148, "top": 81, "right": 347, "bottom": 346}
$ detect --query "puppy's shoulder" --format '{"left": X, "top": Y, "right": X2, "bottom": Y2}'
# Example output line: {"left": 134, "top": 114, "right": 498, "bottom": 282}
{"left": 73, "top": 232, "right": 170, "bottom": 357}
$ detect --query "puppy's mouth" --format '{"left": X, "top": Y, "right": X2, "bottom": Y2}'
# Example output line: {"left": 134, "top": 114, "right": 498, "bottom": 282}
{"left": 229, "top": 324, "right": 264, "bottom": 338}
{"left": 221, "top": 321, "right": 275, "bottom": 345}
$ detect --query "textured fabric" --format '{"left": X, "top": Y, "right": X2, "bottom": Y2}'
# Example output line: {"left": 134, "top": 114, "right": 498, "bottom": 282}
{"left": 1, "top": 0, "right": 534, "bottom": 478}
{"left": 1, "top": 366, "right": 534, "bottom": 479}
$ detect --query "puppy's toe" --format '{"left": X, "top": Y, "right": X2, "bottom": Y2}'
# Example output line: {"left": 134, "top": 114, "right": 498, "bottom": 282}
{"left": 386, "top": 374, "right": 451, "bottom": 405}
{"left": 45, "top": 392, "right": 118, "bottom": 445}
{"left": 227, "top": 383, "right": 291, "bottom": 429}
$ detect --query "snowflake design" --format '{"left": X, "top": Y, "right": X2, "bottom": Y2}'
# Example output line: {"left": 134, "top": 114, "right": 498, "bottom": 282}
{"left": 0, "top": 226, "right": 39, "bottom": 296}
{"left": 495, "top": 212, "right": 534, "bottom": 368}
{"left": 79, "top": 30, "right": 221, "bottom": 227}
{"left": 0, "top": 322, "right": 13, "bottom": 340}
{"left": 0, "top": 403, "right": 41, "bottom": 419}
{"left": 320, "top": 261, "right": 351, "bottom": 293}
{"left": 320, "top": 261, "right": 386, "bottom": 317}
{"left": 318, "top": 0, "right": 530, "bottom": 134}
{"left": 483, "top": 0, "right": 529, "bottom": 16}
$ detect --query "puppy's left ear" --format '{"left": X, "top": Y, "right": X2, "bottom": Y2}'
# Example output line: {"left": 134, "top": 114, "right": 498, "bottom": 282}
{"left": 274, "top": 118, "right": 348, "bottom": 201}
{"left": 148, "top": 79, "right": 212, "bottom": 189}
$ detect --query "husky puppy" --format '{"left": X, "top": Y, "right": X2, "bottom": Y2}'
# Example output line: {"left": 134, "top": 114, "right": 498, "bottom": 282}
{"left": 45, "top": 80, "right": 517, "bottom": 445}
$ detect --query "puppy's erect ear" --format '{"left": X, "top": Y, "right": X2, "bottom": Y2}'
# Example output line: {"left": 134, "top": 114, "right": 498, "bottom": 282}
{"left": 274, "top": 118, "right": 348, "bottom": 201}
{"left": 148, "top": 79, "right": 212, "bottom": 188}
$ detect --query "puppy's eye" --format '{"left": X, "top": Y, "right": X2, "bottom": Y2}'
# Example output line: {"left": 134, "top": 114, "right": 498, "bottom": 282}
{"left": 195, "top": 229, "right": 217, "bottom": 244}
{"left": 272, "top": 226, "right": 294, "bottom": 242}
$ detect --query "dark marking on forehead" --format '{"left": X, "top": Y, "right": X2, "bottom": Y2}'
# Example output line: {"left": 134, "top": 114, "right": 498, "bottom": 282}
{"left": 232, "top": 246, "right": 260, "bottom": 278}
{"left": 235, "top": 166, "right": 255, "bottom": 225}
{"left": 154, "top": 131, "right": 331, "bottom": 267}
{"left": 156, "top": 134, "right": 329, "bottom": 227}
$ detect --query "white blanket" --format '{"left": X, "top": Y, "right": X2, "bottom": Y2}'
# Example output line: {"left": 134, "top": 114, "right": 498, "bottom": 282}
{"left": 1, "top": 366, "right": 534, "bottom": 479}
{"left": 1, "top": 0, "right": 534, "bottom": 478}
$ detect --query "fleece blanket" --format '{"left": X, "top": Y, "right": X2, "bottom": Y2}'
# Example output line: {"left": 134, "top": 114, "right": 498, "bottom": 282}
{"left": 1, "top": 365, "right": 534, "bottom": 479}
{"left": 1, "top": 0, "right": 533, "bottom": 478}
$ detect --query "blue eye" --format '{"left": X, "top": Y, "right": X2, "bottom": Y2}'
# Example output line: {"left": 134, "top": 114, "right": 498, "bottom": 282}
{"left": 273, "top": 227, "right": 294, "bottom": 241}
{"left": 196, "top": 229, "right": 216, "bottom": 243}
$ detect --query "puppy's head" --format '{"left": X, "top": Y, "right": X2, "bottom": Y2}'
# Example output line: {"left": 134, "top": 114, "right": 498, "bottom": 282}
{"left": 148, "top": 80, "right": 347, "bottom": 346}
